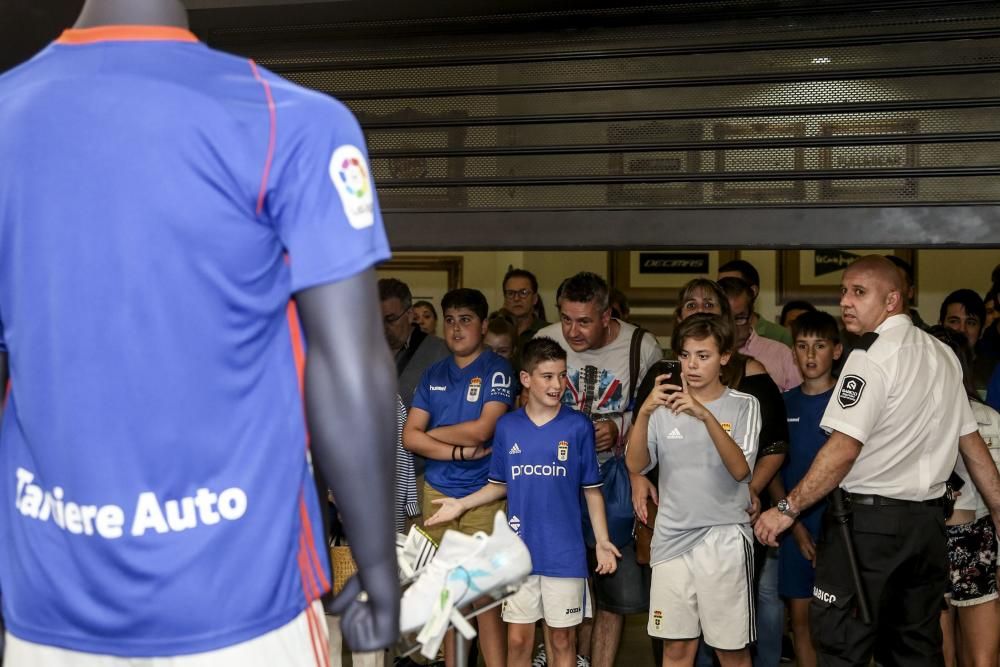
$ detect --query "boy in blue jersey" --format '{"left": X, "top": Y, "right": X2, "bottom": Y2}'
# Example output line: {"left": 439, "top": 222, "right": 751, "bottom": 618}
{"left": 427, "top": 337, "right": 621, "bottom": 667}
{"left": 626, "top": 314, "right": 761, "bottom": 667}
{"left": 775, "top": 311, "right": 842, "bottom": 667}
{"left": 403, "top": 288, "right": 515, "bottom": 667}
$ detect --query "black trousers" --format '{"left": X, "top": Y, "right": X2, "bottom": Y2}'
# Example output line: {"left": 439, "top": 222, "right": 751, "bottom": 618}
{"left": 810, "top": 501, "right": 948, "bottom": 667}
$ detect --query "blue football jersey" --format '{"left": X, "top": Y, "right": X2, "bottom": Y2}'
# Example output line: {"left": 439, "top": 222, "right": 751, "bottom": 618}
{"left": 782, "top": 387, "right": 833, "bottom": 534}
{"left": 0, "top": 26, "right": 390, "bottom": 656}
{"left": 413, "top": 349, "right": 514, "bottom": 497}
{"left": 489, "top": 407, "right": 601, "bottom": 578}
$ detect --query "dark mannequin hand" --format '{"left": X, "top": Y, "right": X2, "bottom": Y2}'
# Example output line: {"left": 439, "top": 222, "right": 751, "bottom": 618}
{"left": 329, "top": 557, "right": 401, "bottom": 651}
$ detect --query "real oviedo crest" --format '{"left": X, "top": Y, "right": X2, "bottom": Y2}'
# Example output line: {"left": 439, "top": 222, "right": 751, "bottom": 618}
{"left": 557, "top": 440, "right": 569, "bottom": 462}
{"left": 466, "top": 377, "right": 482, "bottom": 403}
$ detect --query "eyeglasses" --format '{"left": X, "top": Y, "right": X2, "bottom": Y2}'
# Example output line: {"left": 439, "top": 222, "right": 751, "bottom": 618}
{"left": 383, "top": 309, "right": 410, "bottom": 326}
{"left": 504, "top": 288, "right": 533, "bottom": 300}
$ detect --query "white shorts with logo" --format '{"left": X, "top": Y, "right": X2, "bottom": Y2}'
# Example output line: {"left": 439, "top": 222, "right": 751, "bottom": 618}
{"left": 502, "top": 575, "right": 592, "bottom": 628}
{"left": 4, "top": 600, "right": 328, "bottom": 667}
{"left": 648, "top": 524, "right": 755, "bottom": 650}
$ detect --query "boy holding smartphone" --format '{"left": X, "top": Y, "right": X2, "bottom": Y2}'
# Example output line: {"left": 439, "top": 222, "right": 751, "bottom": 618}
{"left": 626, "top": 314, "right": 761, "bottom": 667}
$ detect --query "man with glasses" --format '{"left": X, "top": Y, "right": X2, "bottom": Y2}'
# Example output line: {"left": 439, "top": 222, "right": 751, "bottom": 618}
{"left": 503, "top": 269, "right": 550, "bottom": 353}
{"left": 720, "top": 277, "right": 802, "bottom": 393}
{"left": 379, "top": 278, "right": 449, "bottom": 409}
{"left": 719, "top": 259, "right": 793, "bottom": 348}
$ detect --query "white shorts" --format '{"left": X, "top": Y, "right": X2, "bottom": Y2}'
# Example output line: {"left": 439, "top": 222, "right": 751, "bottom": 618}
{"left": 502, "top": 575, "right": 592, "bottom": 628}
{"left": 4, "top": 600, "right": 328, "bottom": 667}
{"left": 648, "top": 525, "right": 755, "bottom": 650}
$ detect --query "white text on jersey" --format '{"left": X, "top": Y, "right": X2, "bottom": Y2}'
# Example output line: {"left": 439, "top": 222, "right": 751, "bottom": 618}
{"left": 15, "top": 467, "right": 248, "bottom": 539}
{"left": 511, "top": 463, "right": 567, "bottom": 479}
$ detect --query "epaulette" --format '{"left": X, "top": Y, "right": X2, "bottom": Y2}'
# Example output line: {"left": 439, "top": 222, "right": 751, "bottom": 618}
{"left": 853, "top": 332, "right": 879, "bottom": 351}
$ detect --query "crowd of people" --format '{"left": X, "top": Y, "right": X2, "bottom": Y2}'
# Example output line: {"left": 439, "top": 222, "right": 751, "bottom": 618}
{"left": 378, "top": 257, "right": 1000, "bottom": 667}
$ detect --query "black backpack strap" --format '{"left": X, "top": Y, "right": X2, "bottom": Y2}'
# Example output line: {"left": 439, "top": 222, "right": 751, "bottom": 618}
{"left": 628, "top": 325, "right": 648, "bottom": 407}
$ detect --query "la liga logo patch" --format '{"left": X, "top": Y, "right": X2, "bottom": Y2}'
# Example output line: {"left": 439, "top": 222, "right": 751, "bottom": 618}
{"left": 838, "top": 375, "right": 866, "bottom": 409}
{"left": 329, "top": 145, "right": 375, "bottom": 229}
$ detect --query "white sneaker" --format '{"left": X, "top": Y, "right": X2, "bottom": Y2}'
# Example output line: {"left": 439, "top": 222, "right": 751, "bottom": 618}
{"left": 399, "top": 510, "right": 532, "bottom": 635}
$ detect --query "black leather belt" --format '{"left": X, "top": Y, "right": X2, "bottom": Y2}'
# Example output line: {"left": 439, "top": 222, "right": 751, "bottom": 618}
{"left": 846, "top": 492, "right": 947, "bottom": 508}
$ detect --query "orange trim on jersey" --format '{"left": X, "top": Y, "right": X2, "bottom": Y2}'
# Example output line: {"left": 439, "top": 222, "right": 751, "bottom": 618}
{"left": 249, "top": 59, "right": 277, "bottom": 216}
{"left": 300, "top": 494, "right": 331, "bottom": 591}
{"left": 56, "top": 25, "right": 198, "bottom": 44}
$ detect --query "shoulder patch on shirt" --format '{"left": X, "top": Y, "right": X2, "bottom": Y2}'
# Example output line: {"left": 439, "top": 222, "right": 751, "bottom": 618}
{"left": 838, "top": 375, "right": 866, "bottom": 409}
{"left": 328, "top": 145, "right": 375, "bottom": 229}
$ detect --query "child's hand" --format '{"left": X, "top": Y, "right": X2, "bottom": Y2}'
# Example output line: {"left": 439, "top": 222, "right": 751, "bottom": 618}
{"left": 425, "top": 497, "right": 464, "bottom": 526}
{"left": 640, "top": 374, "right": 682, "bottom": 416}
{"left": 665, "top": 388, "right": 710, "bottom": 421}
{"left": 746, "top": 489, "right": 761, "bottom": 524}
{"left": 594, "top": 540, "right": 621, "bottom": 575}
{"left": 792, "top": 522, "right": 816, "bottom": 566}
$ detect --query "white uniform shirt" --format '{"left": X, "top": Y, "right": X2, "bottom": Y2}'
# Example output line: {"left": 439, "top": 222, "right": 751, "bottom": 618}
{"left": 820, "top": 314, "right": 978, "bottom": 501}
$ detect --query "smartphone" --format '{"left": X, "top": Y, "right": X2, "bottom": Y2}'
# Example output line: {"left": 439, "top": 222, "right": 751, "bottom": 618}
{"left": 657, "top": 360, "right": 683, "bottom": 393}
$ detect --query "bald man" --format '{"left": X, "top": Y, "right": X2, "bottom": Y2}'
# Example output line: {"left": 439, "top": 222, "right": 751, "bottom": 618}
{"left": 755, "top": 255, "right": 1000, "bottom": 666}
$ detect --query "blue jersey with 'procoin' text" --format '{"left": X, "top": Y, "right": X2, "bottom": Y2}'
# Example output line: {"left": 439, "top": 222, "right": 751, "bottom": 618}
{"left": 489, "top": 406, "right": 602, "bottom": 578}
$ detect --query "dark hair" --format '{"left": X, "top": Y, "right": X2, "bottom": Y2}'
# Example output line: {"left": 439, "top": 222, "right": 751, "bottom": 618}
{"left": 939, "top": 289, "right": 986, "bottom": 327}
{"left": 718, "top": 276, "right": 754, "bottom": 301}
{"left": 412, "top": 300, "right": 437, "bottom": 320}
{"left": 719, "top": 259, "right": 760, "bottom": 289}
{"left": 927, "top": 325, "right": 978, "bottom": 401}
{"left": 779, "top": 300, "right": 817, "bottom": 326}
{"left": 488, "top": 308, "right": 516, "bottom": 325}
{"left": 378, "top": 278, "right": 412, "bottom": 309}
{"left": 557, "top": 272, "right": 609, "bottom": 311}
{"left": 672, "top": 312, "right": 735, "bottom": 358}
{"left": 441, "top": 288, "right": 488, "bottom": 321}
{"left": 986, "top": 288, "right": 998, "bottom": 311}
{"left": 885, "top": 255, "right": 915, "bottom": 288}
{"left": 503, "top": 268, "right": 539, "bottom": 294}
{"left": 486, "top": 314, "right": 517, "bottom": 340}
{"left": 520, "top": 336, "right": 567, "bottom": 374}
{"left": 674, "top": 278, "right": 732, "bottom": 322}
{"left": 791, "top": 310, "right": 840, "bottom": 344}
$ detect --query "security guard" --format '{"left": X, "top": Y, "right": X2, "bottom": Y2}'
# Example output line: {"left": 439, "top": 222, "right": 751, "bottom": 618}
{"left": 756, "top": 255, "right": 1000, "bottom": 666}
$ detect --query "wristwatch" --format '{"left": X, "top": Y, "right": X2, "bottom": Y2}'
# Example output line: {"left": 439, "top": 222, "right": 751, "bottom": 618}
{"left": 776, "top": 497, "right": 800, "bottom": 519}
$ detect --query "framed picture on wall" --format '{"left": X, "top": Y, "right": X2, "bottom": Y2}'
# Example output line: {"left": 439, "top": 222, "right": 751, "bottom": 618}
{"left": 712, "top": 121, "right": 806, "bottom": 203}
{"left": 817, "top": 118, "right": 919, "bottom": 201}
{"left": 606, "top": 121, "right": 703, "bottom": 205}
{"left": 609, "top": 250, "right": 738, "bottom": 307}
{"left": 366, "top": 110, "right": 468, "bottom": 209}
{"left": 777, "top": 249, "right": 915, "bottom": 306}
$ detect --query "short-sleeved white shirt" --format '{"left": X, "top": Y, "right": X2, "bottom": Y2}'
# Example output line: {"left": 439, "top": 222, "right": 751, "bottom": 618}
{"left": 821, "top": 315, "right": 978, "bottom": 501}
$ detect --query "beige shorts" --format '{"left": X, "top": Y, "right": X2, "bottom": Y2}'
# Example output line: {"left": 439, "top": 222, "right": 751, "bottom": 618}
{"left": 421, "top": 481, "right": 505, "bottom": 544}
{"left": 4, "top": 600, "right": 328, "bottom": 667}
{"left": 502, "top": 575, "right": 592, "bottom": 628}
{"left": 648, "top": 525, "right": 755, "bottom": 650}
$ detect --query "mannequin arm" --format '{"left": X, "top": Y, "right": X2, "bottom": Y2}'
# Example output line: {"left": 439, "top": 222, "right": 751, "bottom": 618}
{"left": 294, "top": 269, "right": 399, "bottom": 651}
